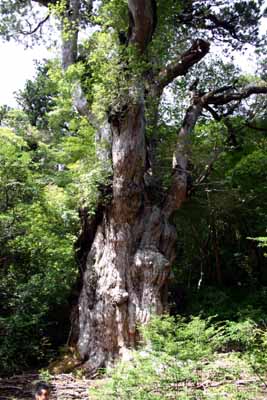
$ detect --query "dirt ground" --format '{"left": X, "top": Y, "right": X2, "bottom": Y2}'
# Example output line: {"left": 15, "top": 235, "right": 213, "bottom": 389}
{"left": 0, "top": 372, "right": 94, "bottom": 399}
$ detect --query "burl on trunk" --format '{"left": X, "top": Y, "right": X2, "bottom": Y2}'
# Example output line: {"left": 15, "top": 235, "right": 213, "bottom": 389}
{"left": 75, "top": 93, "right": 177, "bottom": 370}
{"left": 70, "top": 1, "right": 211, "bottom": 372}
{"left": 67, "top": 0, "right": 266, "bottom": 372}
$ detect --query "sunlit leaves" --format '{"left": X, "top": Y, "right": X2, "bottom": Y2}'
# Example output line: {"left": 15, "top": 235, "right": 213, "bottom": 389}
{"left": 0, "top": 125, "right": 78, "bottom": 373}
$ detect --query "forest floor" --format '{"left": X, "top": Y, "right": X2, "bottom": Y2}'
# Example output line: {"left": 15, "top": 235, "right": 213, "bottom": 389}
{"left": 180, "top": 352, "right": 267, "bottom": 399}
{"left": 0, "top": 372, "right": 101, "bottom": 400}
{"left": 0, "top": 352, "right": 267, "bottom": 399}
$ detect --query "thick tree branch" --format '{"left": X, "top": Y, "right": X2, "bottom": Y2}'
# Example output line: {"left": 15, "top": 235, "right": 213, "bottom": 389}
{"left": 204, "top": 85, "right": 267, "bottom": 106}
{"left": 163, "top": 100, "right": 203, "bottom": 217}
{"left": 204, "top": 104, "right": 221, "bottom": 121}
{"left": 59, "top": 0, "right": 98, "bottom": 131}
{"left": 128, "top": 0, "right": 157, "bottom": 52}
{"left": 72, "top": 84, "right": 99, "bottom": 129}
{"left": 163, "top": 84, "right": 267, "bottom": 217}
{"left": 146, "top": 40, "right": 210, "bottom": 171}
{"left": 156, "top": 39, "right": 210, "bottom": 90}
{"left": 61, "top": 0, "right": 81, "bottom": 70}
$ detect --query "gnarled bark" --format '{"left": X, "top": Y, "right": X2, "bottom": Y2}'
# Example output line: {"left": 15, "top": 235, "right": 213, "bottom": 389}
{"left": 8, "top": 0, "right": 267, "bottom": 375}
{"left": 75, "top": 89, "right": 177, "bottom": 371}
{"left": 64, "top": 0, "right": 267, "bottom": 373}
{"left": 73, "top": 78, "right": 267, "bottom": 375}
{"left": 77, "top": 203, "right": 177, "bottom": 371}
{"left": 71, "top": 13, "right": 207, "bottom": 373}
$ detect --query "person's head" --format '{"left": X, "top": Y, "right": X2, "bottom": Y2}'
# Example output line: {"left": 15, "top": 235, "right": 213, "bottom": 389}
{"left": 34, "top": 382, "right": 50, "bottom": 400}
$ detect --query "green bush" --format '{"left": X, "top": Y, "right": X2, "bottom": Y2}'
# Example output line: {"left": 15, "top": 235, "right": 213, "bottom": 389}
{"left": 91, "top": 315, "right": 267, "bottom": 400}
{"left": 0, "top": 128, "right": 78, "bottom": 374}
{"left": 91, "top": 316, "right": 222, "bottom": 399}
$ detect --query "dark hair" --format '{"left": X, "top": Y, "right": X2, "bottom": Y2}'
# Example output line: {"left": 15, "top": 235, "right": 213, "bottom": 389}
{"left": 34, "top": 382, "right": 50, "bottom": 396}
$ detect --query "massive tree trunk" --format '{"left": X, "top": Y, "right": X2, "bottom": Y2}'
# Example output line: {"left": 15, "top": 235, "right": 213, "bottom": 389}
{"left": 77, "top": 201, "right": 177, "bottom": 370}
{"left": 2, "top": 0, "right": 265, "bottom": 376}
{"left": 75, "top": 74, "right": 178, "bottom": 369}
{"left": 69, "top": 3, "right": 212, "bottom": 372}
{"left": 57, "top": 0, "right": 267, "bottom": 373}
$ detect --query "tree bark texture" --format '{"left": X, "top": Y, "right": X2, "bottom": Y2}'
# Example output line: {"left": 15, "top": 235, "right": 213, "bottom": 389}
{"left": 71, "top": 1, "right": 196, "bottom": 371}
{"left": 73, "top": 84, "right": 267, "bottom": 372}
{"left": 9, "top": 0, "right": 267, "bottom": 376}
{"left": 75, "top": 83, "right": 177, "bottom": 370}
{"left": 60, "top": 0, "right": 267, "bottom": 372}
{"left": 61, "top": 0, "right": 80, "bottom": 70}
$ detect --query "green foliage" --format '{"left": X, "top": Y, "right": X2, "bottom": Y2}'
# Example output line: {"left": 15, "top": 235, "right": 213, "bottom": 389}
{"left": 0, "top": 0, "right": 267, "bottom": 384}
{"left": 91, "top": 314, "right": 267, "bottom": 399}
{"left": 252, "top": 236, "right": 267, "bottom": 250}
{"left": 16, "top": 62, "right": 58, "bottom": 129}
{"left": 91, "top": 315, "right": 219, "bottom": 400}
{"left": 96, "top": 0, "right": 128, "bottom": 33}
{"left": 0, "top": 126, "right": 78, "bottom": 374}
{"left": 140, "top": 315, "right": 219, "bottom": 361}
{"left": 168, "top": 112, "right": 267, "bottom": 289}
{"left": 0, "top": 55, "right": 112, "bottom": 373}
{"left": 230, "top": 150, "right": 267, "bottom": 195}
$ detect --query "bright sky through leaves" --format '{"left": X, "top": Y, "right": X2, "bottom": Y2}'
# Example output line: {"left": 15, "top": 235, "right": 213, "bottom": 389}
{"left": 0, "top": 41, "right": 51, "bottom": 106}
{"left": 0, "top": 1, "right": 266, "bottom": 107}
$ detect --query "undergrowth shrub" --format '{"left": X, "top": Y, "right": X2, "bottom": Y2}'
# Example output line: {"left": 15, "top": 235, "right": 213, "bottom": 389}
{"left": 91, "top": 316, "right": 220, "bottom": 399}
{"left": 91, "top": 315, "right": 267, "bottom": 400}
